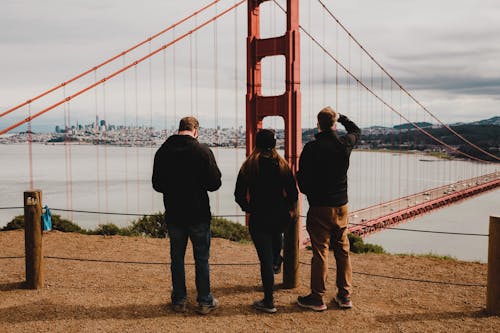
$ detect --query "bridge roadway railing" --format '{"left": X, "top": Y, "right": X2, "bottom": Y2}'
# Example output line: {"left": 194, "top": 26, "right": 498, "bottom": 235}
{"left": 347, "top": 171, "right": 499, "bottom": 238}
{"left": 299, "top": 171, "right": 499, "bottom": 243}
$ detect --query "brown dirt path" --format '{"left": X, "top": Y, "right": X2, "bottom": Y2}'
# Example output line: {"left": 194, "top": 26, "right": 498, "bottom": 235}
{"left": 0, "top": 230, "right": 498, "bottom": 332}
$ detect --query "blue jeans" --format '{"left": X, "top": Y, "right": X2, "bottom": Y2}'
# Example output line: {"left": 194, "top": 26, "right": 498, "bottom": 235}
{"left": 250, "top": 228, "right": 283, "bottom": 303}
{"left": 166, "top": 223, "right": 213, "bottom": 305}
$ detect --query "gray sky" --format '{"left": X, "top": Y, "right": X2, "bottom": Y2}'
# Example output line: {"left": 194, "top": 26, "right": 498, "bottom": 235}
{"left": 329, "top": 0, "right": 500, "bottom": 124}
{"left": 1, "top": 0, "right": 499, "bottom": 131}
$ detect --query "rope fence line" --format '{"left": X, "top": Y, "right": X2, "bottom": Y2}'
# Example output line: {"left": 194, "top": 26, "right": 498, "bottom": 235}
{"left": 0, "top": 255, "right": 485, "bottom": 287}
{"left": 53, "top": 208, "right": 146, "bottom": 216}
{"left": 0, "top": 255, "right": 259, "bottom": 266}
{"left": 0, "top": 256, "right": 24, "bottom": 260}
{"left": 0, "top": 207, "right": 490, "bottom": 236}
{"left": 298, "top": 215, "right": 490, "bottom": 237}
{"left": 298, "top": 261, "right": 486, "bottom": 288}
{"left": 351, "top": 270, "right": 485, "bottom": 287}
{"left": 347, "top": 222, "right": 489, "bottom": 237}
{"left": 45, "top": 256, "right": 259, "bottom": 266}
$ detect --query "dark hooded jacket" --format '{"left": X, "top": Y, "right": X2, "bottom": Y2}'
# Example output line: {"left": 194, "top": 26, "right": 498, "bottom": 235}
{"left": 234, "top": 153, "right": 298, "bottom": 233}
{"left": 152, "top": 134, "right": 221, "bottom": 225}
{"left": 297, "top": 114, "right": 361, "bottom": 207}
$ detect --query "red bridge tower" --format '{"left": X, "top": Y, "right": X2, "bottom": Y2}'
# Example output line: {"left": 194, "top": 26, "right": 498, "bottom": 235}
{"left": 246, "top": 0, "right": 301, "bottom": 288}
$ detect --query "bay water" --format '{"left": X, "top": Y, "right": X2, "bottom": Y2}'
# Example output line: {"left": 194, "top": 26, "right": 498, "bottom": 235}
{"left": 0, "top": 143, "right": 498, "bottom": 262}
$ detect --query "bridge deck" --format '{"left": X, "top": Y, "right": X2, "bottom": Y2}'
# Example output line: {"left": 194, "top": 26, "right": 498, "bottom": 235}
{"left": 347, "top": 172, "right": 499, "bottom": 237}
{"left": 300, "top": 172, "right": 499, "bottom": 244}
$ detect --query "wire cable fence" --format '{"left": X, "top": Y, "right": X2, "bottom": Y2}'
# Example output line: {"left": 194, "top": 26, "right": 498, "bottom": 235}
{"left": 346, "top": 222, "right": 489, "bottom": 237}
{"left": 0, "top": 206, "right": 490, "bottom": 237}
{"left": 1, "top": 202, "right": 490, "bottom": 287}
{"left": 0, "top": 254, "right": 485, "bottom": 287}
{"left": 0, "top": 206, "right": 491, "bottom": 288}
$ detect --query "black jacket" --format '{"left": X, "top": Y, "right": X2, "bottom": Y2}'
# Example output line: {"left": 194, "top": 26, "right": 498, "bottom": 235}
{"left": 152, "top": 134, "right": 221, "bottom": 225}
{"left": 234, "top": 154, "right": 298, "bottom": 232}
{"left": 297, "top": 115, "right": 361, "bottom": 207}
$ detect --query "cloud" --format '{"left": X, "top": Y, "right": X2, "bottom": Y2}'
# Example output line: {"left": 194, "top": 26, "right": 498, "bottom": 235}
{"left": 384, "top": 46, "right": 500, "bottom": 96}
{"left": 1, "top": 0, "right": 499, "bottom": 128}
{"left": 395, "top": 75, "right": 500, "bottom": 96}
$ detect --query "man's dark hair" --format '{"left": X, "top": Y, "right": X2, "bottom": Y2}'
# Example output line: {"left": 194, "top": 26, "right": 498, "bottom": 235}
{"left": 178, "top": 116, "right": 199, "bottom": 132}
{"left": 317, "top": 106, "right": 338, "bottom": 131}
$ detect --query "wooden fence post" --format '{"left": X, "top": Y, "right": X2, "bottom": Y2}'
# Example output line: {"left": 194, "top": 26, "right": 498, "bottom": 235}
{"left": 24, "top": 190, "right": 44, "bottom": 289}
{"left": 487, "top": 215, "right": 500, "bottom": 315}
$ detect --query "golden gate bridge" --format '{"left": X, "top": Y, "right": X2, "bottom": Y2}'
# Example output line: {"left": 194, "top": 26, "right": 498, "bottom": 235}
{"left": 0, "top": 0, "right": 498, "bottom": 242}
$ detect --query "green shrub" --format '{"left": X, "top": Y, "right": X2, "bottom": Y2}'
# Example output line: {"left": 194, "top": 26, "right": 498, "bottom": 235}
{"left": 129, "top": 212, "right": 167, "bottom": 238}
{"left": 396, "top": 253, "right": 457, "bottom": 261}
{"left": 347, "top": 233, "right": 385, "bottom": 254}
{"left": 128, "top": 214, "right": 249, "bottom": 241}
{"left": 2, "top": 213, "right": 251, "bottom": 243}
{"left": 2, "top": 214, "right": 85, "bottom": 233}
{"left": 52, "top": 215, "right": 86, "bottom": 233}
{"left": 90, "top": 223, "right": 123, "bottom": 236}
{"left": 1, "top": 215, "right": 24, "bottom": 231}
{"left": 210, "top": 217, "right": 251, "bottom": 242}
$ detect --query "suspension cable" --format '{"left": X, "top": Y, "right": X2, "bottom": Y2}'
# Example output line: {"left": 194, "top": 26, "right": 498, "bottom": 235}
{"left": 271, "top": 0, "right": 492, "bottom": 164}
{"left": 315, "top": 0, "right": 499, "bottom": 162}
{"left": 0, "top": 0, "right": 246, "bottom": 135}
{"left": 0, "top": 0, "right": 222, "bottom": 120}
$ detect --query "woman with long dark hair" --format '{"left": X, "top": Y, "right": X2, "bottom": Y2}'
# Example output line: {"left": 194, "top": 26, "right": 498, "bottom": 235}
{"left": 234, "top": 129, "right": 298, "bottom": 313}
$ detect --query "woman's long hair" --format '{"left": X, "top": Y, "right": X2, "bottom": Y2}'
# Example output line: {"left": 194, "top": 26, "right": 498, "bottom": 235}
{"left": 240, "top": 147, "right": 291, "bottom": 182}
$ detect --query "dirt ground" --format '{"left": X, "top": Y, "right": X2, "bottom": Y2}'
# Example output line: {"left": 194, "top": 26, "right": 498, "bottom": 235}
{"left": 0, "top": 230, "right": 498, "bottom": 332}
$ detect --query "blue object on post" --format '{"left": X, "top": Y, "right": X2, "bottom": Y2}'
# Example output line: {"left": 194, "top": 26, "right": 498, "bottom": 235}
{"left": 42, "top": 205, "right": 52, "bottom": 231}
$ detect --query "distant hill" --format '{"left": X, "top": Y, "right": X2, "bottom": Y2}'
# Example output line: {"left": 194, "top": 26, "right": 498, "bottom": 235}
{"left": 392, "top": 117, "right": 500, "bottom": 130}
{"left": 359, "top": 123, "right": 499, "bottom": 161}
{"left": 469, "top": 116, "right": 500, "bottom": 126}
{"left": 393, "top": 122, "right": 432, "bottom": 130}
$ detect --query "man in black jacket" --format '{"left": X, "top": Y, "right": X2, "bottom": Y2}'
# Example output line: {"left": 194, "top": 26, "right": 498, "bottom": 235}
{"left": 152, "top": 116, "right": 221, "bottom": 315}
{"left": 297, "top": 106, "right": 361, "bottom": 311}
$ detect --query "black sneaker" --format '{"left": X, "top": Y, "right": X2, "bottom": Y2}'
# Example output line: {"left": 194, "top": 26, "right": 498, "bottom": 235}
{"left": 253, "top": 299, "right": 277, "bottom": 313}
{"left": 171, "top": 302, "right": 187, "bottom": 313}
{"left": 334, "top": 295, "right": 353, "bottom": 309}
{"left": 195, "top": 298, "right": 219, "bottom": 315}
{"left": 273, "top": 256, "right": 283, "bottom": 274}
{"left": 297, "top": 294, "right": 327, "bottom": 311}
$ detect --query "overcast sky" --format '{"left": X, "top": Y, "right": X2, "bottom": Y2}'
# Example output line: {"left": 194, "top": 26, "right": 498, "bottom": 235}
{"left": 330, "top": 0, "right": 500, "bottom": 124}
{"left": 1, "top": 0, "right": 499, "bottom": 131}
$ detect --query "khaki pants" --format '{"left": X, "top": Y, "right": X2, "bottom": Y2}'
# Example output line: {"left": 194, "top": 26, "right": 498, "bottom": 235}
{"left": 306, "top": 205, "right": 352, "bottom": 302}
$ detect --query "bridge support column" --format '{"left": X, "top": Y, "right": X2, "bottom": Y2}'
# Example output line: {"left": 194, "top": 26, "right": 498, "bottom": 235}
{"left": 247, "top": 0, "right": 301, "bottom": 289}
{"left": 24, "top": 190, "right": 44, "bottom": 289}
{"left": 487, "top": 215, "right": 500, "bottom": 315}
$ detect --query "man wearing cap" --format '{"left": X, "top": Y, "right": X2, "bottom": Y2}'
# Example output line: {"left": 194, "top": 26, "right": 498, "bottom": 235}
{"left": 297, "top": 107, "right": 361, "bottom": 311}
{"left": 152, "top": 116, "right": 222, "bottom": 315}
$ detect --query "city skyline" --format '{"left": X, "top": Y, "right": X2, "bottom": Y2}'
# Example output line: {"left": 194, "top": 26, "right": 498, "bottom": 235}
{"left": 2, "top": 112, "right": 497, "bottom": 135}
